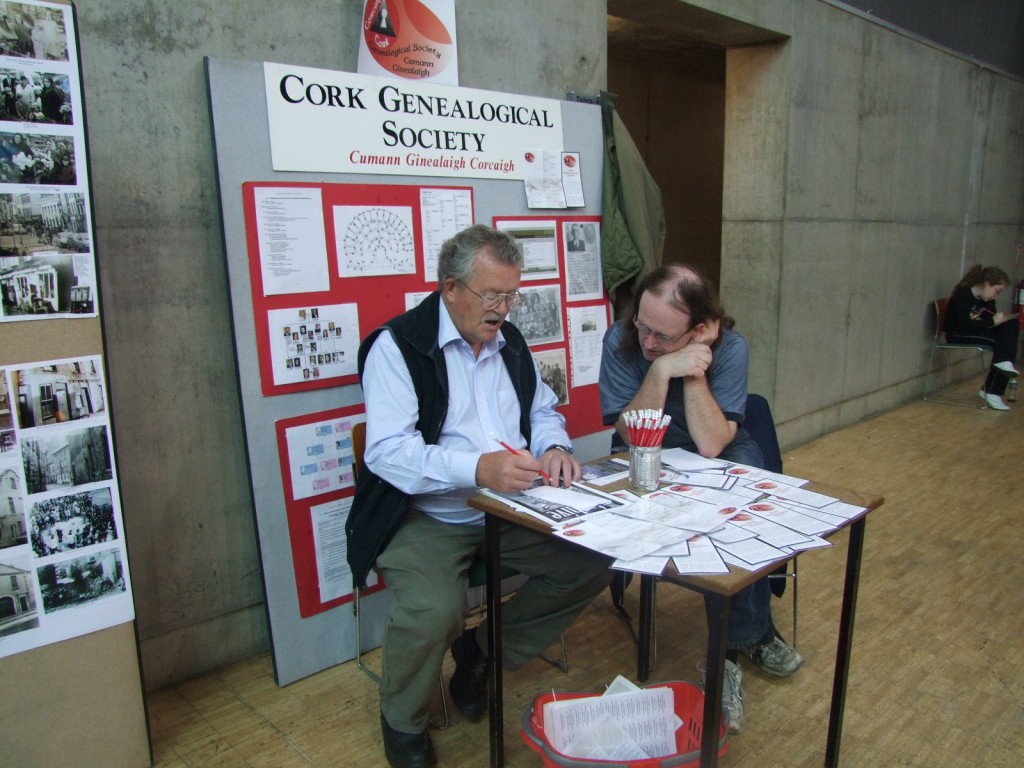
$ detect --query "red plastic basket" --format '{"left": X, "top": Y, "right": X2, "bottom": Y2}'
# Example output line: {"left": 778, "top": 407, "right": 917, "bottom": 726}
{"left": 521, "top": 680, "right": 728, "bottom": 768}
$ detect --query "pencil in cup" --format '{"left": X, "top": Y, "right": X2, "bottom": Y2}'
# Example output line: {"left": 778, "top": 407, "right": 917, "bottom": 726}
{"left": 622, "top": 409, "right": 671, "bottom": 447}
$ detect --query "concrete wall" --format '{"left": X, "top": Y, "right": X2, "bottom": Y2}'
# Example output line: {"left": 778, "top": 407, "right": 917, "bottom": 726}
{"left": 73, "top": 0, "right": 606, "bottom": 690}
{"left": 70, "top": 0, "right": 1023, "bottom": 689}
{"left": 708, "top": 0, "right": 1024, "bottom": 446}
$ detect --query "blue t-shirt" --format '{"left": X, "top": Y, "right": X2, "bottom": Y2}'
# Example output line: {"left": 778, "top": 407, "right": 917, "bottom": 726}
{"left": 599, "top": 319, "right": 749, "bottom": 452}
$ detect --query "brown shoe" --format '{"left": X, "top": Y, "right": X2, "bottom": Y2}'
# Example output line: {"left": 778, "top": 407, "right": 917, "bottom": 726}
{"left": 380, "top": 712, "right": 436, "bottom": 768}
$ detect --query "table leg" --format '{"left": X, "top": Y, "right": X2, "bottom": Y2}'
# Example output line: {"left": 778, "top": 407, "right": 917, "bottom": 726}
{"left": 701, "top": 592, "right": 729, "bottom": 768}
{"left": 637, "top": 574, "right": 655, "bottom": 682}
{"left": 825, "top": 518, "right": 866, "bottom": 767}
{"left": 485, "top": 514, "right": 504, "bottom": 768}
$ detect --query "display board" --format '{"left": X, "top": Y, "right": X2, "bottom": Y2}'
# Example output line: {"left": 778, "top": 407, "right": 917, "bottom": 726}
{"left": 206, "top": 56, "right": 605, "bottom": 685}
{"left": 0, "top": 2, "right": 148, "bottom": 765}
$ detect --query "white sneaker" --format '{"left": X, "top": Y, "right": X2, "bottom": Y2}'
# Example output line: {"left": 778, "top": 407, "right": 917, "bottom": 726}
{"left": 979, "top": 390, "right": 1010, "bottom": 410}
{"left": 994, "top": 361, "right": 1019, "bottom": 377}
{"left": 698, "top": 658, "right": 744, "bottom": 734}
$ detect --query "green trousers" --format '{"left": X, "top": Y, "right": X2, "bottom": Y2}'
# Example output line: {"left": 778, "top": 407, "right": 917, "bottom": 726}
{"left": 376, "top": 510, "right": 612, "bottom": 732}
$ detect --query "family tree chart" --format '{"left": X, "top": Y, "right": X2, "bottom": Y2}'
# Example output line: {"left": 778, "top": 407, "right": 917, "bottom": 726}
{"left": 335, "top": 205, "right": 416, "bottom": 277}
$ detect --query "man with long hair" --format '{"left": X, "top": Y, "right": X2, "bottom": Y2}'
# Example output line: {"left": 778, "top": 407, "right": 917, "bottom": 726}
{"left": 599, "top": 263, "right": 802, "bottom": 733}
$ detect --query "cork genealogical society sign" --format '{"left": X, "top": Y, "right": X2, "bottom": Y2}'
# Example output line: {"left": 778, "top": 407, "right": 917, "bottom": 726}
{"left": 263, "top": 62, "right": 564, "bottom": 180}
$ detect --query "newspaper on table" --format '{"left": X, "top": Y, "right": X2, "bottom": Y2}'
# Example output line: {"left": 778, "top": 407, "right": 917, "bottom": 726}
{"left": 480, "top": 481, "right": 629, "bottom": 526}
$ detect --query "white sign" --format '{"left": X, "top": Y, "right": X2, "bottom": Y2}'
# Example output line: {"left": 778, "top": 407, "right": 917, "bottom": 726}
{"left": 264, "top": 61, "right": 564, "bottom": 180}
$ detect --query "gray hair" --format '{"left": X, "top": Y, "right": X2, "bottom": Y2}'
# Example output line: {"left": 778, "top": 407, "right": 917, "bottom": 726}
{"left": 436, "top": 224, "right": 523, "bottom": 284}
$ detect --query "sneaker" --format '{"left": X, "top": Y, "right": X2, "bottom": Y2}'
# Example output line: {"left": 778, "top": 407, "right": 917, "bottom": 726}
{"left": 745, "top": 634, "right": 804, "bottom": 677}
{"left": 978, "top": 390, "right": 1011, "bottom": 411}
{"left": 698, "top": 658, "right": 744, "bottom": 734}
{"left": 994, "top": 361, "right": 1019, "bottom": 377}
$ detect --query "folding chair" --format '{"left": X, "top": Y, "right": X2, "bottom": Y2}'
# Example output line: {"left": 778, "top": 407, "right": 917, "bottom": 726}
{"left": 923, "top": 297, "right": 990, "bottom": 408}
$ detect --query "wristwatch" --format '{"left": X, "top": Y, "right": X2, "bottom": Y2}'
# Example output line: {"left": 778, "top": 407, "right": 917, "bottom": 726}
{"left": 545, "top": 444, "right": 573, "bottom": 455}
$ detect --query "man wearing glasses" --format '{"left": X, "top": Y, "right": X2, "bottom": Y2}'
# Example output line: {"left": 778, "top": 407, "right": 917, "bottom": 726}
{"left": 350, "top": 224, "right": 611, "bottom": 768}
{"left": 598, "top": 264, "right": 802, "bottom": 735}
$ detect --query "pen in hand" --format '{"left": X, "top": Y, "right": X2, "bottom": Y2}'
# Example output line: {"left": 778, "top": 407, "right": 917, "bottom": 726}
{"left": 494, "top": 437, "right": 553, "bottom": 483}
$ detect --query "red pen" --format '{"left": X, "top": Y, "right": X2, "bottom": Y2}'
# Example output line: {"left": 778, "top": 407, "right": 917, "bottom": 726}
{"left": 495, "top": 438, "right": 553, "bottom": 482}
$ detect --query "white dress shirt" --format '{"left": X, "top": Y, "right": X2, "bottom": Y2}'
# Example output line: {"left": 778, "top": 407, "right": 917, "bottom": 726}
{"left": 362, "top": 298, "right": 569, "bottom": 525}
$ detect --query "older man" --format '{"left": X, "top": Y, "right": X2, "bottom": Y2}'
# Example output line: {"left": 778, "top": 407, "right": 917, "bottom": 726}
{"left": 349, "top": 224, "right": 611, "bottom": 768}
{"left": 598, "top": 264, "right": 803, "bottom": 734}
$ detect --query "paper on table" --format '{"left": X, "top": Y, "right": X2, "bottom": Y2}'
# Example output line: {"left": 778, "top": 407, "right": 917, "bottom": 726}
{"left": 672, "top": 535, "right": 730, "bottom": 574}
{"left": 726, "top": 512, "right": 813, "bottom": 549}
{"left": 662, "top": 482, "right": 761, "bottom": 506}
{"left": 481, "top": 482, "right": 629, "bottom": 526}
{"left": 707, "top": 523, "right": 758, "bottom": 544}
{"left": 659, "top": 469, "right": 737, "bottom": 490}
{"left": 623, "top": 493, "right": 738, "bottom": 534}
{"left": 770, "top": 484, "right": 843, "bottom": 509}
{"left": 555, "top": 510, "right": 689, "bottom": 561}
{"left": 723, "top": 465, "right": 809, "bottom": 488}
{"left": 781, "top": 534, "right": 832, "bottom": 553}
{"left": 715, "top": 536, "right": 788, "bottom": 566}
{"left": 611, "top": 556, "right": 669, "bottom": 575}
{"left": 660, "top": 447, "right": 727, "bottom": 471}
{"left": 744, "top": 500, "right": 834, "bottom": 536}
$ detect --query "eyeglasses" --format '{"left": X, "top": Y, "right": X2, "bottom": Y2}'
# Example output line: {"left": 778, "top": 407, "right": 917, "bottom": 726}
{"left": 633, "top": 317, "right": 687, "bottom": 346}
{"left": 460, "top": 282, "right": 524, "bottom": 311}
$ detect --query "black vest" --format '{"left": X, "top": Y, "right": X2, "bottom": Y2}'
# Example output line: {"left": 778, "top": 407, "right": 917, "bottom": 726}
{"left": 346, "top": 290, "right": 537, "bottom": 588}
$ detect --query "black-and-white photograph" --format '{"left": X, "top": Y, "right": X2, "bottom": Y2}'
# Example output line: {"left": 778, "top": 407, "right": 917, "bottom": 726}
{"left": 564, "top": 221, "right": 592, "bottom": 252}
{"left": 12, "top": 357, "right": 106, "bottom": 429}
{"left": 490, "top": 481, "right": 627, "bottom": 525}
{"left": 534, "top": 347, "right": 569, "bottom": 407}
{"left": 36, "top": 547, "right": 126, "bottom": 614}
{"left": 0, "top": 191, "right": 88, "bottom": 257}
{"left": 0, "top": 554, "right": 39, "bottom": 637}
{"left": 0, "top": 2, "right": 68, "bottom": 61}
{"left": 0, "top": 465, "right": 26, "bottom": 549}
{"left": 507, "top": 284, "right": 564, "bottom": 346}
{"left": 29, "top": 487, "right": 118, "bottom": 557}
{"left": 1, "top": 250, "right": 93, "bottom": 316}
{"left": 21, "top": 424, "right": 112, "bottom": 495}
{"left": 0, "top": 370, "right": 16, "bottom": 453}
{"left": 0, "top": 67, "right": 73, "bottom": 124}
{"left": 0, "top": 130, "right": 76, "bottom": 185}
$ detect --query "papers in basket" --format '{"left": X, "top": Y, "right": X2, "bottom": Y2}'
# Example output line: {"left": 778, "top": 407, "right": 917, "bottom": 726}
{"left": 542, "top": 677, "right": 680, "bottom": 760}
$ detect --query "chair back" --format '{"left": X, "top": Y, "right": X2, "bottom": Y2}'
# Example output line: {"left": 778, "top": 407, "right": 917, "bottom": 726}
{"left": 933, "top": 298, "right": 949, "bottom": 343}
{"left": 745, "top": 393, "right": 783, "bottom": 474}
{"left": 351, "top": 421, "right": 366, "bottom": 480}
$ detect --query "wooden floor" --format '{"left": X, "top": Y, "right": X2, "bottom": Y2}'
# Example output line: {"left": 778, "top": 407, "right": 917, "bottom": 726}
{"left": 148, "top": 391, "right": 1024, "bottom": 767}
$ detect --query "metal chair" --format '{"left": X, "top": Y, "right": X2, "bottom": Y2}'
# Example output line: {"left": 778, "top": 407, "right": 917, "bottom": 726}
{"left": 349, "top": 421, "right": 567, "bottom": 730}
{"left": 923, "top": 297, "right": 990, "bottom": 408}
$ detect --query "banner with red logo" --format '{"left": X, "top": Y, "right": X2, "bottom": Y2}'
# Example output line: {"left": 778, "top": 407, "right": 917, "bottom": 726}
{"left": 357, "top": 0, "right": 459, "bottom": 85}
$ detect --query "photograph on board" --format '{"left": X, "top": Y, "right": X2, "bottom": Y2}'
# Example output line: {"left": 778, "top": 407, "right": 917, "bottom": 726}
{"left": 507, "top": 284, "right": 564, "bottom": 346}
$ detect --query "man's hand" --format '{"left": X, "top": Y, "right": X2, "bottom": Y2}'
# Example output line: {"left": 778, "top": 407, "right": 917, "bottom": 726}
{"left": 539, "top": 448, "right": 582, "bottom": 488}
{"left": 651, "top": 342, "right": 713, "bottom": 379}
{"left": 650, "top": 319, "right": 719, "bottom": 380}
{"left": 476, "top": 450, "right": 544, "bottom": 493}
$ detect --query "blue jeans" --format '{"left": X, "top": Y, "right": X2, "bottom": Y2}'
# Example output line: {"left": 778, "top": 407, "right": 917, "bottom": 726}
{"left": 715, "top": 428, "right": 773, "bottom": 648}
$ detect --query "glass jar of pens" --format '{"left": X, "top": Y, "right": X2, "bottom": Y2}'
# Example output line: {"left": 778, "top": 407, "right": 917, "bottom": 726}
{"left": 623, "top": 409, "right": 671, "bottom": 492}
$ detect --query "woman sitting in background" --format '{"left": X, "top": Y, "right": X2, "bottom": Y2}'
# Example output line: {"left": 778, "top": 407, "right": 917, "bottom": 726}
{"left": 945, "top": 264, "right": 1020, "bottom": 410}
